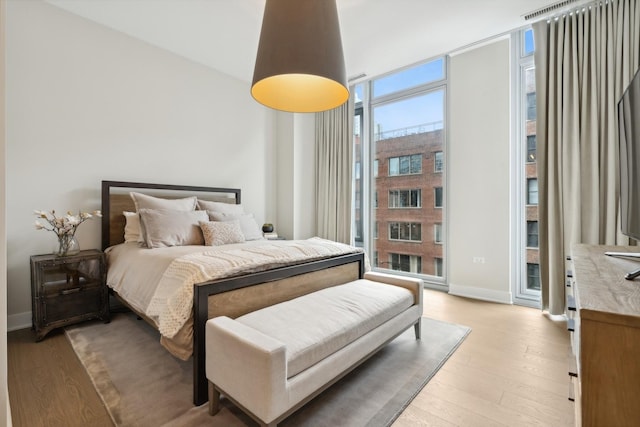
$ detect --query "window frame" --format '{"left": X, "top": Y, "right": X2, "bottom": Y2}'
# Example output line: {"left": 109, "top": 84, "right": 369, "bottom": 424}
{"left": 434, "top": 151, "right": 444, "bottom": 173}
{"left": 388, "top": 221, "right": 422, "bottom": 242}
{"left": 434, "top": 187, "right": 443, "bottom": 208}
{"left": 352, "top": 55, "right": 448, "bottom": 289}
{"left": 512, "top": 27, "right": 541, "bottom": 307}
{"left": 388, "top": 189, "right": 422, "bottom": 208}
{"left": 527, "top": 178, "right": 538, "bottom": 205}
{"left": 388, "top": 154, "right": 422, "bottom": 176}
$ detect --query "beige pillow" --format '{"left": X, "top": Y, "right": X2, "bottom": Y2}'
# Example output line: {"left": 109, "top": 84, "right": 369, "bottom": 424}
{"left": 123, "top": 211, "right": 143, "bottom": 243}
{"left": 197, "top": 199, "right": 244, "bottom": 215}
{"left": 131, "top": 192, "right": 197, "bottom": 212}
{"left": 199, "top": 220, "right": 245, "bottom": 246}
{"left": 138, "top": 209, "right": 208, "bottom": 248}
{"left": 207, "top": 211, "right": 264, "bottom": 241}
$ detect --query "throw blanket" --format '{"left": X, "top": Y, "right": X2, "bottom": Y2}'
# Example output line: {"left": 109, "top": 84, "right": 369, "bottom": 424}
{"left": 146, "top": 237, "right": 364, "bottom": 338}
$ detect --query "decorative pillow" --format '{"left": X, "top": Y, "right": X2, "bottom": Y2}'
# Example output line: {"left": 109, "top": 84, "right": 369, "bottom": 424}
{"left": 123, "top": 211, "right": 143, "bottom": 243}
{"left": 138, "top": 209, "right": 208, "bottom": 248}
{"left": 131, "top": 192, "right": 197, "bottom": 212}
{"left": 207, "top": 212, "right": 265, "bottom": 241}
{"left": 197, "top": 199, "right": 244, "bottom": 215}
{"left": 199, "top": 220, "right": 246, "bottom": 246}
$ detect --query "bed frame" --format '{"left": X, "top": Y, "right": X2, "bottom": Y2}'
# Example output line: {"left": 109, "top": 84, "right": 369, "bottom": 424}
{"left": 101, "top": 180, "right": 366, "bottom": 405}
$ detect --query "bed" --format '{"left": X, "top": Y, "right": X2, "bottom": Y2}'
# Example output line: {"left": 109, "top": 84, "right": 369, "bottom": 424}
{"left": 101, "top": 180, "right": 367, "bottom": 405}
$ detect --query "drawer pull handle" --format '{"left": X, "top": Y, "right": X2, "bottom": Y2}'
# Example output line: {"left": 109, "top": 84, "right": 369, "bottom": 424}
{"left": 61, "top": 287, "right": 81, "bottom": 295}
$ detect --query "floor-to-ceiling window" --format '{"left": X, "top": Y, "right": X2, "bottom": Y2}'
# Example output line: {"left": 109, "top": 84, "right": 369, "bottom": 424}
{"left": 353, "top": 58, "right": 447, "bottom": 286}
{"left": 514, "top": 28, "right": 541, "bottom": 306}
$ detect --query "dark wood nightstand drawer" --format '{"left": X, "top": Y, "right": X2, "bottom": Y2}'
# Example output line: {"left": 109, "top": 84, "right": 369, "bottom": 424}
{"left": 38, "top": 261, "right": 102, "bottom": 297}
{"left": 42, "top": 285, "right": 104, "bottom": 324}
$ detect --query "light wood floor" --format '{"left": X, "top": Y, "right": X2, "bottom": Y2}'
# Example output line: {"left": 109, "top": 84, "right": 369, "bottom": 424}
{"left": 8, "top": 289, "right": 574, "bottom": 427}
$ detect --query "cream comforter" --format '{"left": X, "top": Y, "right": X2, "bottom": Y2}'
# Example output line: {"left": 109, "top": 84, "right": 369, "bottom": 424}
{"left": 106, "top": 237, "right": 364, "bottom": 340}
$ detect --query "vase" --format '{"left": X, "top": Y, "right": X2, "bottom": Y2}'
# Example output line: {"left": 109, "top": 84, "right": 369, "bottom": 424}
{"left": 262, "top": 223, "right": 274, "bottom": 233}
{"left": 55, "top": 234, "right": 80, "bottom": 257}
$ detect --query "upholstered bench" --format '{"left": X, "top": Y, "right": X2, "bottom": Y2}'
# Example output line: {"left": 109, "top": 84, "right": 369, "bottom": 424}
{"left": 205, "top": 271, "right": 423, "bottom": 426}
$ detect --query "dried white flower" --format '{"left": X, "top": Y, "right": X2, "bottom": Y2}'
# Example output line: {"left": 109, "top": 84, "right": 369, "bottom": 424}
{"left": 33, "top": 208, "right": 100, "bottom": 239}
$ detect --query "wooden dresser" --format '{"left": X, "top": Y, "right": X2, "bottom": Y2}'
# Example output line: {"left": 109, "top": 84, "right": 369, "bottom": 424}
{"left": 568, "top": 244, "right": 640, "bottom": 427}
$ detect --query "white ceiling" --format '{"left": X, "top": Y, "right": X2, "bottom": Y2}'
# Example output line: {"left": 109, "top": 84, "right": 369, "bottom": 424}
{"left": 45, "top": 0, "right": 568, "bottom": 84}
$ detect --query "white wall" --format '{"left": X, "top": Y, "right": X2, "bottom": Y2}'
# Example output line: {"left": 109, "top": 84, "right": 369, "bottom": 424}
{"left": 1, "top": 0, "right": 12, "bottom": 423}
{"left": 292, "top": 114, "right": 316, "bottom": 239}
{"left": 273, "top": 112, "right": 317, "bottom": 241}
{"left": 448, "top": 38, "right": 512, "bottom": 303}
{"left": 5, "top": 0, "right": 276, "bottom": 326}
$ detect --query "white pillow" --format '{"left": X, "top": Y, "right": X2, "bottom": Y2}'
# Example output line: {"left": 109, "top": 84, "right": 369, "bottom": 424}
{"left": 207, "top": 212, "right": 265, "bottom": 241}
{"left": 138, "top": 209, "right": 208, "bottom": 248}
{"left": 123, "top": 211, "right": 143, "bottom": 243}
{"left": 131, "top": 192, "right": 197, "bottom": 211}
{"left": 199, "top": 220, "right": 245, "bottom": 246}
{"left": 197, "top": 199, "right": 244, "bottom": 215}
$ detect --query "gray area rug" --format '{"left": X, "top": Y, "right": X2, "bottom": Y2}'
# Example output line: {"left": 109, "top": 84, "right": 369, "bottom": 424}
{"left": 66, "top": 312, "right": 470, "bottom": 427}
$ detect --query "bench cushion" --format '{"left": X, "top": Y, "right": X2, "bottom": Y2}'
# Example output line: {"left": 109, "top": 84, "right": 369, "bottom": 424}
{"left": 235, "top": 279, "right": 414, "bottom": 378}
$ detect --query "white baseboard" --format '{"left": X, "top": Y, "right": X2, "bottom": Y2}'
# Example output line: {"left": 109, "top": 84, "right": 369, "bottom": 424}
{"left": 8, "top": 311, "right": 31, "bottom": 332}
{"left": 448, "top": 283, "right": 512, "bottom": 305}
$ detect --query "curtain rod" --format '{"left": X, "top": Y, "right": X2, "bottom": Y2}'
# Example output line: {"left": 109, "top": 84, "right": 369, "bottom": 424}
{"left": 524, "top": 0, "right": 604, "bottom": 22}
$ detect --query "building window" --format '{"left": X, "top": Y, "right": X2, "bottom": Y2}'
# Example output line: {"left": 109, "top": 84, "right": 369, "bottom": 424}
{"left": 389, "top": 189, "right": 422, "bottom": 208}
{"left": 389, "top": 154, "right": 422, "bottom": 176}
{"left": 390, "top": 253, "right": 422, "bottom": 273}
{"left": 389, "top": 222, "right": 422, "bottom": 242}
{"left": 527, "top": 263, "right": 541, "bottom": 290}
{"left": 374, "top": 221, "right": 378, "bottom": 239}
{"left": 527, "top": 221, "right": 539, "bottom": 248}
{"left": 527, "top": 179, "right": 538, "bottom": 205}
{"left": 374, "top": 191, "right": 378, "bottom": 208}
{"left": 434, "top": 257, "right": 443, "bottom": 277}
{"left": 373, "top": 251, "right": 379, "bottom": 267}
{"left": 434, "top": 151, "right": 444, "bottom": 173}
{"left": 527, "top": 135, "right": 536, "bottom": 163}
{"left": 374, "top": 159, "right": 379, "bottom": 177}
{"left": 434, "top": 187, "right": 443, "bottom": 208}
{"left": 434, "top": 223, "right": 442, "bottom": 244}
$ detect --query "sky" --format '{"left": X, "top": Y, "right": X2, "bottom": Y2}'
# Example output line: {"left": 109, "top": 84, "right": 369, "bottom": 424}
{"left": 354, "top": 57, "right": 445, "bottom": 134}
{"left": 354, "top": 29, "right": 535, "bottom": 135}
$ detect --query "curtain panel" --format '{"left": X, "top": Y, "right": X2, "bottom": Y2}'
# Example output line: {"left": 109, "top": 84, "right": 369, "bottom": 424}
{"left": 315, "top": 100, "right": 353, "bottom": 244}
{"left": 534, "top": 0, "right": 640, "bottom": 315}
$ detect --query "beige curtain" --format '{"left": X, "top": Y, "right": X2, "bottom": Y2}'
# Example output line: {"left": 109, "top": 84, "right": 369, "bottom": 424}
{"left": 315, "top": 100, "right": 353, "bottom": 244}
{"left": 534, "top": 0, "right": 640, "bottom": 315}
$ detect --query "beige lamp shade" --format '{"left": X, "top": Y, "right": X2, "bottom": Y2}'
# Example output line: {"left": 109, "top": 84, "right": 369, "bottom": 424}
{"left": 251, "top": 0, "right": 349, "bottom": 113}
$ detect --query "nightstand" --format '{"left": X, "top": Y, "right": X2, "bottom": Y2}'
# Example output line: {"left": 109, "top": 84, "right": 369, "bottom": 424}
{"left": 30, "top": 249, "right": 109, "bottom": 341}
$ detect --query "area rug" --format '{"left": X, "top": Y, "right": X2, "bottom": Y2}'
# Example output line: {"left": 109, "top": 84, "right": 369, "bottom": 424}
{"left": 66, "top": 312, "right": 470, "bottom": 427}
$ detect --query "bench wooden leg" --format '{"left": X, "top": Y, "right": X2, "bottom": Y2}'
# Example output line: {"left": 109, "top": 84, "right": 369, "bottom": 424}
{"left": 208, "top": 381, "right": 221, "bottom": 415}
{"left": 414, "top": 321, "right": 422, "bottom": 339}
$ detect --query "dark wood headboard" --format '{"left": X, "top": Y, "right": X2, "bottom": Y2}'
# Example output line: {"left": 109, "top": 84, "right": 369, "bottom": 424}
{"left": 101, "top": 180, "right": 241, "bottom": 250}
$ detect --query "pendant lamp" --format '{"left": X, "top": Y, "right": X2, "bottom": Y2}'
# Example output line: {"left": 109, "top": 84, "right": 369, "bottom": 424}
{"left": 251, "top": 0, "right": 349, "bottom": 113}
